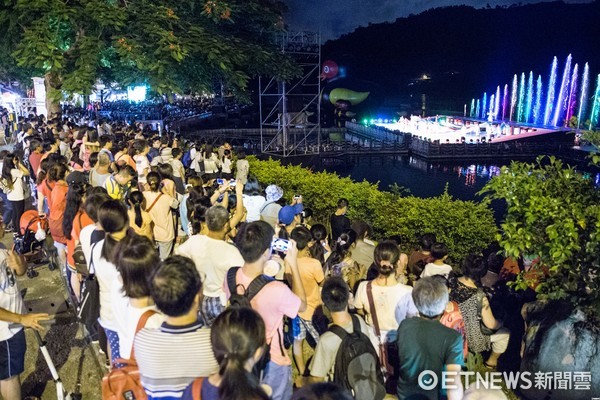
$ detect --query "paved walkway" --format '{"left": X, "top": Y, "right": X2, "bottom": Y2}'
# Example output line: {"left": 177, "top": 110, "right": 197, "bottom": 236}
{"left": 7, "top": 233, "right": 104, "bottom": 399}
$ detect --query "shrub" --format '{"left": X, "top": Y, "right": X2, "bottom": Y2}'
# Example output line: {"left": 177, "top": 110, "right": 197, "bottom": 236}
{"left": 248, "top": 156, "right": 497, "bottom": 264}
{"left": 481, "top": 156, "right": 600, "bottom": 317}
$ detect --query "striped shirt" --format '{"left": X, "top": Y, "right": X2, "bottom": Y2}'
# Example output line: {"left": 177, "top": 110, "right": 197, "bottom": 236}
{"left": 103, "top": 175, "right": 127, "bottom": 200}
{"left": 134, "top": 320, "right": 219, "bottom": 400}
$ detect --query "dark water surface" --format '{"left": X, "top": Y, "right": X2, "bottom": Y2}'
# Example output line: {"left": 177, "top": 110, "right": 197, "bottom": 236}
{"left": 290, "top": 154, "right": 599, "bottom": 223}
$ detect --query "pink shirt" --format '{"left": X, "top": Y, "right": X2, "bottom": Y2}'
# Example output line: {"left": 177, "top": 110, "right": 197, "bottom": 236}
{"left": 224, "top": 268, "right": 301, "bottom": 366}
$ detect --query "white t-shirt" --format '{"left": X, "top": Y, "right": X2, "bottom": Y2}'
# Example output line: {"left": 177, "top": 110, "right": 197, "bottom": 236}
{"left": 6, "top": 169, "right": 25, "bottom": 201}
{"left": 242, "top": 195, "right": 266, "bottom": 222}
{"left": 0, "top": 251, "right": 25, "bottom": 341}
{"left": 112, "top": 297, "right": 165, "bottom": 359}
{"left": 80, "top": 229, "right": 123, "bottom": 331}
{"left": 420, "top": 262, "right": 453, "bottom": 278}
{"left": 175, "top": 235, "right": 244, "bottom": 304}
{"left": 135, "top": 154, "right": 150, "bottom": 184}
{"left": 170, "top": 159, "right": 184, "bottom": 178}
{"left": 354, "top": 281, "right": 418, "bottom": 342}
{"left": 221, "top": 158, "right": 232, "bottom": 174}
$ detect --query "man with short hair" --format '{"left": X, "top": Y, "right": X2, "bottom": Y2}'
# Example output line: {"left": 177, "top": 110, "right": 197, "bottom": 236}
{"left": 135, "top": 256, "right": 219, "bottom": 400}
{"left": 175, "top": 205, "right": 244, "bottom": 326}
{"left": 307, "top": 277, "right": 378, "bottom": 383}
{"left": 103, "top": 165, "right": 135, "bottom": 200}
{"left": 330, "top": 198, "right": 351, "bottom": 242}
{"left": 99, "top": 135, "right": 114, "bottom": 162}
{"left": 396, "top": 277, "right": 464, "bottom": 400}
{"left": 225, "top": 221, "right": 307, "bottom": 400}
{"left": 147, "top": 137, "right": 161, "bottom": 161}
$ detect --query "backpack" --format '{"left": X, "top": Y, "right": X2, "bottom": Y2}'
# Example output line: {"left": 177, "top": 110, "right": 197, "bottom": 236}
{"left": 78, "top": 242, "right": 100, "bottom": 340}
{"left": 226, "top": 266, "right": 281, "bottom": 376}
{"left": 101, "top": 310, "right": 157, "bottom": 400}
{"left": 226, "top": 266, "right": 275, "bottom": 309}
{"left": 182, "top": 150, "right": 192, "bottom": 168}
{"left": 328, "top": 314, "right": 386, "bottom": 400}
{"left": 72, "top": 213, "right": 89, "bottom": 276}
{"left": 440, "top": 300, "right": 468, "bottom": 359}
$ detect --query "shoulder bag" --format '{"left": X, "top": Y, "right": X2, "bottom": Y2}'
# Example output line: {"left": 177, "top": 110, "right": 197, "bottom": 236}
{"left": 366, "top": 281, "right": 399, "bottom": 394}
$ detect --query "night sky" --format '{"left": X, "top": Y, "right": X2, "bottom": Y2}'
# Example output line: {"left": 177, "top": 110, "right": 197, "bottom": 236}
{"left": 284, "top": 0, "right": 593, "bottom": 41}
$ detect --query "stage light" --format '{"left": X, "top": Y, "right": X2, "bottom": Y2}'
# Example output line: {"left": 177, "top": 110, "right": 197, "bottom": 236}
{"left": 362, "top": 119, "right": 368, "bottom": 125}
{"left": 127, "top": 85, "right": 147, "bottom": 102}
{"left": 370, "top": 119, "right": 375, "bottom": 124}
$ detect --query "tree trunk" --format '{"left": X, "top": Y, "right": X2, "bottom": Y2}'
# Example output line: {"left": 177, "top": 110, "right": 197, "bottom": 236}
{"left": 44, "top": 72, "right": 62, "bottom": 119}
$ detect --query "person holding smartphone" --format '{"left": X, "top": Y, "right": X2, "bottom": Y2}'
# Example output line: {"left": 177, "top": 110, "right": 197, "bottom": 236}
{"left": 0, "top": 154, "right": 30, "bottom": 231}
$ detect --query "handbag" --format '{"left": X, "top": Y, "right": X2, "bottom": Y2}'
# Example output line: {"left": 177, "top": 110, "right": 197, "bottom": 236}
{"left": 101, "top": 310, "right": 157, "bottom": 400}
{"left": 366, "top": 281, "right": 399, "bottom": 394}
{"left": 77, "top": 242, "right": 100, "bottom": 340}
{"left": 476, "top": 288, "right": 498, "bottom": 336}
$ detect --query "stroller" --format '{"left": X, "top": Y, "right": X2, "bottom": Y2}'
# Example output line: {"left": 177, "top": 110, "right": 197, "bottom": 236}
{"left": 12, "top": 210, "right": 59, "bottom": 278}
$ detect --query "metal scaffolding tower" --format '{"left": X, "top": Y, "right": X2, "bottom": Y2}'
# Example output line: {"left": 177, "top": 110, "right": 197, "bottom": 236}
{"left": 259, "top": 31, "right": 321, "bottom": 156}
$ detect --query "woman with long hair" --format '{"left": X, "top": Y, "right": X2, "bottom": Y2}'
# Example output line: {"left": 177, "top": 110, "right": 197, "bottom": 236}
{"left": 143, "top": 172, "right": 178, "bottom": 259}
{"left": 0, "top": 153, "right": 30, "bottom": 231}
{"left": 156, "top": 163, "right": 176, "bottom": 198}
{"left": 309, "top": 224, "right": 330, "bottom": 265}
{"left": 94, "top": 199, "right": 130, "bottom": 363}
{"left": 324, "top": 229, "right": 365, "bottom": 292}
{"left": 63, "top": 171, "right": 90, "bottom": 301}
{"left": 114, "top": 141, "right": 136, "bottom": 170}
{"left": 35, "top": 158, "right": 54, "bottom": 216}
{"left": 242, "top": 177, "right": 265, "bottom": 223}
{"left": 448, "top": 255, "right": 510, "bottom": 369}
{"left": 47, "top": 163, "right": 69, "bottom": 269}
{"left": 113, "top": 234, "right": 164, "bottom": 359}
{"left": 289, "top": 226, "right": 324, "bottom": 378}
{"left": 126, "top": 190, "right": 154, "bottom": 241}
{"left": 182, "top": 307, "right": 270, "bottom": 400}
{"left": 202, "top": 144, "right": 221, "bottom": 180}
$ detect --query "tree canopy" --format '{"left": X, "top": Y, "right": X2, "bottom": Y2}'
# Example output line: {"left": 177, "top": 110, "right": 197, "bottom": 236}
{"left": 0, "top": 0, "right": 299, "bottom": 113}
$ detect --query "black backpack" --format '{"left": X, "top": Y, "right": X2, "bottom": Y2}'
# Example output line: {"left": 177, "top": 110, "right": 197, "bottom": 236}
{"left": 78, "top": 242, "right": 100, "bottom": 340}
{"left": 328, "top": 314, "right": 386, "bottom": 400}
{"left": 226, "top": 267, "right": 275, "bottom": 309}
{"left": 226, "top": 266, "right": 277, "bottom": 377}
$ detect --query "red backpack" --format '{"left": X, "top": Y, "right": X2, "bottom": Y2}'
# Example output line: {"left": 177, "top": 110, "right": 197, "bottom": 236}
{"left": 440, "top": 301, "right": 469, "bottom": 359}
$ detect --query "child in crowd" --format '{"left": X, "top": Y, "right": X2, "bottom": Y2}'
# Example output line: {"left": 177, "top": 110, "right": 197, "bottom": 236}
{"left": 420, "top": 242, "right": 453, "bottom": 278}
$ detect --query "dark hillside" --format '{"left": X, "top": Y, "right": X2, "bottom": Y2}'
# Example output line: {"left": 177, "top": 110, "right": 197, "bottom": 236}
{"left": 322, "top": 1, "right": 600, "bottom": 112}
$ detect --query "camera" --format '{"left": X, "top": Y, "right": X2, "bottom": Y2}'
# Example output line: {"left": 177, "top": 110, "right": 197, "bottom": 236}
{"left": 293, "top": 194, "right": 301, "bottom": 200}
{"left": 271, "top": 238, "right": 290, "bottom": 252}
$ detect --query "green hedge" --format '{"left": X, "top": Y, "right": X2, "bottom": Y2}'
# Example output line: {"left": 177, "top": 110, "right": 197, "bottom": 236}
{"left": 248, "top": 156, "right": 497, "bottom": 264}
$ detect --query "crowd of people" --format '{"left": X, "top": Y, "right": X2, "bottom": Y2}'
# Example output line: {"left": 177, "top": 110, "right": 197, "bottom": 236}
{"left": 0, "top": 112, "right": 528, "bottom": 400}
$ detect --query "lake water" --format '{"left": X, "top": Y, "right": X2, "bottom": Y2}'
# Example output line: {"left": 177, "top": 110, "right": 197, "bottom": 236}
{"left": 311, "top": 154, "right": 507, "bottom": 200}
{"left": 300, "top": 154, "right": 600, "bottom": 223}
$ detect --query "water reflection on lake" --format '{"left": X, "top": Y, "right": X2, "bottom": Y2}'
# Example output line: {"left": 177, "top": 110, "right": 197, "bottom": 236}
{"left": 304, "top": 154, "right": 600, "bottom": 223}
{"left": 311, "top": 155, "right": 506, "bottom": 201}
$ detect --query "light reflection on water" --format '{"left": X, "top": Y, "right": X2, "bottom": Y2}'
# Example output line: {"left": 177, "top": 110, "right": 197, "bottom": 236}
{"left": 309, "top": 155, "right": 600, "bottom": 221}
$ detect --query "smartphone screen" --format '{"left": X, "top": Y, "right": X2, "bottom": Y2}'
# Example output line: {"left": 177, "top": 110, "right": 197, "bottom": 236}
{"left": 271, "top": 238, "right": 290, "bottom": 252}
